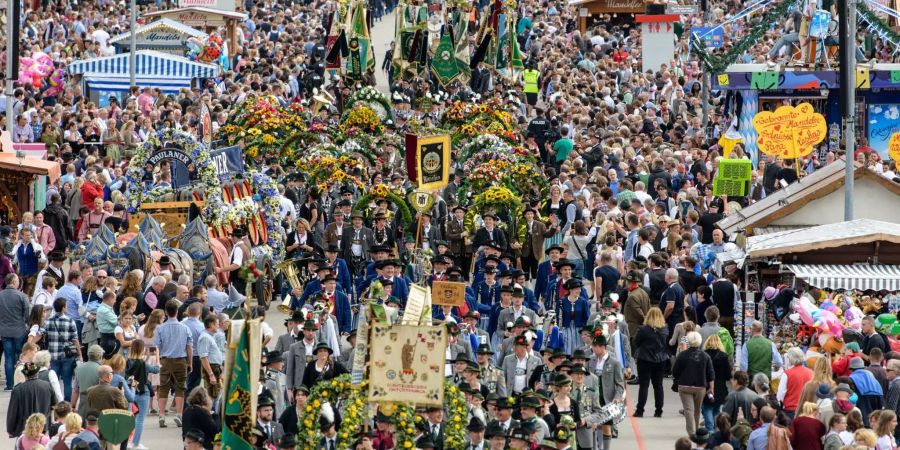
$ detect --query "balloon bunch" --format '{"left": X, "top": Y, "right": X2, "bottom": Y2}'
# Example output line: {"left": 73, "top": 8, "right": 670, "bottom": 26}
{"left": 794, "top": 296, "right": 844, "bottom": 336}
{"left": 186, "top": 34, "right": 224, "bottom": 65}
{"left": 18, "top": 52, "right": 55, "bottom": 88}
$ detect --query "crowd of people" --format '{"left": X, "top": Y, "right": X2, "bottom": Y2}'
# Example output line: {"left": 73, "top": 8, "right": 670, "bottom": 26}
{"left": 1, "top": 0, "right": 900, "bottom": 447}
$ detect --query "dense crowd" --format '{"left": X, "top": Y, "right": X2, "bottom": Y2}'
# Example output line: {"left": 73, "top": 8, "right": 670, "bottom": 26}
{"left": 2, "top": 0, "right": 900, "bottom": 448}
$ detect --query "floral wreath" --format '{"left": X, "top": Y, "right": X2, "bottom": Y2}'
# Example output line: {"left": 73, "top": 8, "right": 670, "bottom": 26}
{"left": 297, "top": 374, "right": 417, "bottom": 450}
{"left": 220, "top": 96, "right": 307, "bottom": 164}
{"left": 342, "top": 104, "right": 385, "bottom": 135}
{"left": 441, "top": 380, "right": 468, "bottom": 450}
{"left": 123, "top": 128, "right": 218, "bottom": 213}
{"left": 344, "top": 86, "right": 393, "bottom": 122}
{"left": 352, "top": 184, "right": 414, "bottom": 227}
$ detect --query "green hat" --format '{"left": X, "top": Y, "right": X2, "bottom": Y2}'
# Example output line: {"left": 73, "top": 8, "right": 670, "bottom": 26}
{"left": 592, "top": 333, "right": 608, "bottom": 347}
{"left": 302, "top": 320, "right": 318, "bottom": 331}
{"left": 551, "top": 427, "right": 573, "bottom": 443}
{"left": 476, "top": 344, "right": 494, "bottom": 355}
{"left": 465, "top": 361, "right": 481, "bottom": 372}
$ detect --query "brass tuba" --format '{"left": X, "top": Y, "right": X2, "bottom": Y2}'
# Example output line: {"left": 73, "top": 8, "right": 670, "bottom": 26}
{"left": 276, "top": 259, "right": 304, "bottom": 314}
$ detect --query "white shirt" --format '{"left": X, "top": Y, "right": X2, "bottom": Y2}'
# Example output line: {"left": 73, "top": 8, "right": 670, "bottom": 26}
{"left": 514, "top": 355, "right": 528, "bottom": 392}
{"left": 594, "top": 353, "right": 609, "bottom": 375}
{"left": 91, "top": 29, "right": 110, "bottom": 48}
{"left": 230, "top": 244, "right": 244, "bottom": 267}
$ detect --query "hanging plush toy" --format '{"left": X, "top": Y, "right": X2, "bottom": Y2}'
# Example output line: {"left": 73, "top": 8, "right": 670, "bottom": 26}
{"left": 44, "top": 67, "right": 65, "bottom": 97}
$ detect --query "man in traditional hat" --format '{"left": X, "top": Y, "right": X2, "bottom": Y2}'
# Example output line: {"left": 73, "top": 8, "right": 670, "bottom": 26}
{"left": 535, "top": 245, "right": 564, "bottom": 306}
{"left": 508, "top": 426, "right": 532, "bottom": 450}
{"left": 519, "top": 396, "right": 551, "bottom": 442}
{"left": 587, "top": 332, "right": 625, "bottom": 450}
{"left": 419, "top": 210, "right": 442, "bottom": 251}
{"left": 375, "top": 259, "right": 409, "bottom": 304}
{"left": 472, "top": 212, "right": 508, "bottom": 253}
{"left": 6, "top": 362, "right": 55, "bottom": 435}
{"left": 323, "top": 243, "right": 353, "bottom": 293}
{"left": 515, "top": 207, "right": 556, "bottom": 279}
{"left": 543, "top": 260, "right": 588, "bottom": 316}
{"left": 282, "top": 320, "right": 320, "bottom": 389}
{"left": 341, "top": 211, "right": 375, "bottom": 281}
{"left": 34, "top": 250, "right": 66, "bottom": 300}
{"left": 183, "top": 429, "right": 206, "bottom": 450}
{"left": 424, "top": 405, "right": 446, "bottom": 450}
{"left": 497, "top": 286, "right": 539, "bottom": 337}
{"left": 325, "top": 202, "right": 350, "bottom": 248}
{"left": 570, "top": 363, "right": 599, "bottom": 448}
{"left": 462, "top": 310, "right": 490, "bottom": 346}
{"left": 297, "top": 263, "right": 343, "bottom": 308}
{"left": 550, "top": 426, "right": 574, "bottom": 450}
{"left": 471, "top": 243, "right": 507, "bottom": 287}
{"left": 466, "top": 417, "right": 487, "bottom": 449}
{"left": 502, "top": 334, "right": 542, "bottom": 396}
{"left": 256, "top": 392, "right": 285, "bottom": 445}
{"left": 475, "top": 344, "right": 507, "bottom": 397}
{"left": 446, "top": 205, "right": 471, "bottom": 274}
{"left": 275, "top": 310, "right": 305, "bottom": 354}
{"left": 485, "top": 421, "right": 508, "bottom": 450}
{"left": 262, "top": 350, "right": 289, "bottom": 418}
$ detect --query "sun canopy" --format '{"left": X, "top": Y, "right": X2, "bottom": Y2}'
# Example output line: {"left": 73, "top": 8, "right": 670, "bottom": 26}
{"left": 82, "top": 74, "right": 194, "bottom": 94}
{"left": 67, "top": 50, "right": 220, "bottom": 80}
{"left": 785, "top": 264, "right": 900, "bottom": 291}
{"left": 745, "top": 219, "right": 900, "bottom": 258}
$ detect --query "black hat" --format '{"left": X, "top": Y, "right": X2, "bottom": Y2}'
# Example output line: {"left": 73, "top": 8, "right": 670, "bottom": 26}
{"left": 484, "top": 255, "right": 501, "bottom": 265}
{"left": 375, "top": 411, "right": 390, "bottom": 423}
{"left": 257, "top": 392, "right": 276, "bottom": 408}
{"left": 21, "top": 362, "right": 40, "bottom": 378}
{"left": 509, "top": 427, "right": 530, "bottom": 441}
{"left": 231, "top": 227, "right": 248, "bottom": 238}
{"left": 302, "top": 320, "right": 318, "bottom": 331}
{"left": 465, "top": 361, "right": 480, "bottom": 372}
{"left": 371, "top": 245, "right": 390, "bottom": 254}
{"left": 49, "top": 251, "right": 66, "bottom": 262}
{"left": 340, "top": 187, "right": 353, "bottom": 195}
{"left": 520, "top": 396, "right": 541, "bottom": 410}
{"left": 482, "top": 212, "right": 498, "bottom": 220}
{"left": 495, "top": 396, "right": 515, "bottom": 409}
{"left": 278, "top": 434, "right": 297, "bottom": 448}
{"left": 322, "top": 274, "right": 338, "bottom": 283}
{"left": 289, "top": 310, "right": 305, "bottom": 322}
{"left": 476, "top": 343, "right": 494, "bottom": 355}
{"left": 570, "top": 364, "right": 589, "bottom": 375}
{"left": 467, "top": 417, "right": 486, "bottom": 432}
{"left": 158, "top": 255, "right": 171, "bottom": 266}
{"left": 463, "top": 310, "right": 481, "bottom": 320}
{"left": 450, "top": 353, "right": 471, "bottom": 364}
{"left": 446, "top": 322, "right": 461, "bottom": 335}
{"left": 691, "top": 427, "right": 710, "bottom": 445}
{"left": 554, "top": 259, "right": 576, "bottom": 270}
{"left": 483, "top": 266, "right": 498, "bottom": 275}
{"left": 380, "top": 278, "right": 394, "bottom": 286}
{"left": 484, "top": 241, "right": 503, "bottom": 251}
{"left": 500, "top": 286, "right": 514, "bottom": 294}
{"left": 184, "top": 429, "right": 206, "bottom": 444}
{"left": 485, "top": 422, "right": 506, "bottom": 439}
{"left": 315, "top": 264, "right": 333, "bottom": 273}
{"left": 325, "top": 244, "right": 340, "bottom": 253}
{"left": 511, "top": 286, "right": 526, "bottom": 297}
{"left": 452, "top": 205, "right": 467, "bottom": 213}
{"left": 337, "top": 199, "right": 352, "bottom": 208}
{"left": 572, "top": 348, "right": 590, "bottom": 360}
{"left": 447, "top": 266, "right": 464, "bottom": 276}
{"left": 313, "top": 342, "right": 333, "bottom": 355}
{"left": 625, "top": 270, "right": 643, "bottom": 283}
{"left": 434, "top": 239, "right": 449, "bottom": 247}
{"left": 545, "top": 245, "right": 564, "bottom": 255}
{"left": 524, "top": 206, "right": 538, "bottom": 215}
{"left": 592, "top": 333, "right": 608, "bottom": 347}
{"left": 500, "top": 270, "right": 514, "bottom": 278}
{"left": 563, "top": 278, "right": 584, "bottom": 290}
{"left": 415, "top": 435, "right": 436, "bottom": 449}
{"left": 264, "top": 350, "right": 284, "bottom": 364}
{"left": 84, "top": 410, "right": 101, "bottom": 422}
{"left": 432, "top": 255, "right": 450, "bottom": 265}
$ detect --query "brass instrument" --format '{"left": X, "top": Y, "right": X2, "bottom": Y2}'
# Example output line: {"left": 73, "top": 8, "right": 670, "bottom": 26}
{"left": 276, "top": 258, "right": 304, "bottom": 314}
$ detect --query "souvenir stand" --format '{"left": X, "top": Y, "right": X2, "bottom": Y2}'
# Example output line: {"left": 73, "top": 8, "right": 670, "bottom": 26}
{"left": 734, "top": 219, "right": 900, "bottom": 361}
{"left": 0, "top": 153, "right": 60, "bottom": 224}
{"left": 142, "top": 7, "right": 247, "bottom": 58}
{"left": 108, "top": 18, "right": 207, "bottom": 55}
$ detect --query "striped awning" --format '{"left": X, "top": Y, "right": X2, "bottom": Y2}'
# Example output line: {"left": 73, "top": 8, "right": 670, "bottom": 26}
{"left": 67, "top": 50, "right": 219, "bottom": 79}
{"left": 83, "top": 74, "right": 193, "bottom": 94}
{"left": 785, "top": 264, "right": 900, "bottom": 291}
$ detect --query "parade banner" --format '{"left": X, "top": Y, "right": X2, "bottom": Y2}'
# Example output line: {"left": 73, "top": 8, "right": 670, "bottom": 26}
{"left": 350, "top": 303, "right": 369, "bottom": 386}
{"left": 368, "top": 325, "right": 448, "bottom": 406}
{"left": 431, "top": 281, "right": 467, "bottom": 307}
{"left": 98, "top": 410, "right": 135, "bottom": 444}
{"left": 405, "top": 134, "right": 451, "bottom": 190}
{"left": 171, "top": 145, "right": 243, "bottom": 186}
{"left": 221, "top": 319, "right": 262, "bottom": 450}
{"left": 752, "top": 102, "right": 826, "bottom": 159}
{"left": 431, "top": 33, "right": 460, "bottom": 87}
{"left": 402, "top": 284, "right": 429, "bottom": 325}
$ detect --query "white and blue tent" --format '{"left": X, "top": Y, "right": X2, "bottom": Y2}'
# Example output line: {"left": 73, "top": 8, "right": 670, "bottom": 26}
{"left": 67, "top": 50, "right": 220, "bottom": 100}
{"left": 108, "top": 18, "right": 207, "bottom": 55}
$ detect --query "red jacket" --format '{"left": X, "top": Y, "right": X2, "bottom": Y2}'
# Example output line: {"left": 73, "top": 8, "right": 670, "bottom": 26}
{"left": 832, "top": 352, "right": 862, "bottom": 378}
{"left": 81, "top": 181, "right": 103, "bottom": 207}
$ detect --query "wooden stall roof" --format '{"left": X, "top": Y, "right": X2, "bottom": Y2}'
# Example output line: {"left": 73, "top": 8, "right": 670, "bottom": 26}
{"left": 746, "top": 219, "right": 900, "bottom": 259}
{"left": 718, "top": 158, "right": 900, "bottom": 235}
{"left": 0, "top": 154, "right": 60, "bottom": 184}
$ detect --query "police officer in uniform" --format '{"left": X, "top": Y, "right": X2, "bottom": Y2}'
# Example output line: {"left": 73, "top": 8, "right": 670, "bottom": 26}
{"left": 522, "top": 61, "right": 541, "bottom": 109}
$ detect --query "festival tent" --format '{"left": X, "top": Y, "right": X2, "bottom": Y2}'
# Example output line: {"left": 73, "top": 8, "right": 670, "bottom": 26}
{"left": 108, "top": 18, "right": 207, "bottom": 55}
{"left": 718, "top": 158, "right": 900, "bottom": 236}
{"left": 67, "top": 50, "right": 220, "bottom": 105}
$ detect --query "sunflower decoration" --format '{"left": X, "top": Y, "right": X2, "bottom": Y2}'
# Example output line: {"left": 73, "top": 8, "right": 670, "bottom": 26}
{"left": 298, "top": 375, "right": 363, "bottom": 450}
{"left": 352, "top": 183, "right": 414, "bottom": 227}
{"left": 219, "top": 96, "right": 311, "bottom": 165}
{"left": 341, "top": 104, "right": 385, "bottom": 135}
{"left": 443, "top": 380, "right": 468, "bottom": 449}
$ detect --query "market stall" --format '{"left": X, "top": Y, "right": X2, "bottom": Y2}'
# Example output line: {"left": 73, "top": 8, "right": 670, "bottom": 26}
{"left": 66, "top": 50, "right": 220, "bottom": 106}
{"left": 0, "top": 153, "right": 60, "bottom": 224}
{"left": 142, "top": 7, "right": 247, "bottom": 58}
{"left": 568, "top": 0, "right": 643, "bottom": 33}
{"left": 714, "top": 63, "right": 900, "bottom": 165}
{"left": 108, "top": 18, "right": 207, "bottom": 55}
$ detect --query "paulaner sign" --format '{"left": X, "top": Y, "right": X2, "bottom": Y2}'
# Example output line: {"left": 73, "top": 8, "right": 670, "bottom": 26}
{"left": 147, "top": 148, "right": 193, "bottom": 168}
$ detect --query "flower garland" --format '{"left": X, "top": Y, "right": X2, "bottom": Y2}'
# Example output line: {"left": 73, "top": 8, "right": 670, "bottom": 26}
{"left": 220, "top": 96, "right": 307, "bottom": 164}
{"left": 442, "top": 381, "right": 468, "bottom": 450}
{"left": 250, "top": 170, "right": 284, "bottom": 261}
{"left": 473, "top": 186, "right": 523, "bottom": 212}
{"left": 123, "top": 128, "right": 219, "bottom": 213}
{"left": 352, "top": 183, "right": 414, "bottom": 227}
{"left": 440, "top": 100, "right": 515, "bottom": 147}
{"left": 344, "top": 86, "right": 393, "bottom": 121}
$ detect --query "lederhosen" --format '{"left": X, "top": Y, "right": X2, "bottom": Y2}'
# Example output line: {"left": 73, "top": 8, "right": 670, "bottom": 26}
{"left": 229, "top": 243, "right": 248, "bottom": 295}
{"left": 84, "top": 212, "right": 105, "bottom": 236}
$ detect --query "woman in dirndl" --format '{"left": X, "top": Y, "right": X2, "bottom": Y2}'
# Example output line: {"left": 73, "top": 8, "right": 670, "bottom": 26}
{"left": 560, "top": 278, "right": 590, "bottom": 355}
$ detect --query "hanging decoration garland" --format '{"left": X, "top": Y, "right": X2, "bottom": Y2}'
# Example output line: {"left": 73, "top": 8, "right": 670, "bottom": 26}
{"left": 690, "top": 0, "right": 797, "bottom": 73}
{"left": 858, "top": 1, "right": 900, "bottom": 51}
{"left": 442, "top": 381, "right": 468, "bottom": 450}
{"left": 352, "top": 184, "right": 414, "bottom": 227}
{"left": 123, "top": 129, "right": 219, "bottom": 213}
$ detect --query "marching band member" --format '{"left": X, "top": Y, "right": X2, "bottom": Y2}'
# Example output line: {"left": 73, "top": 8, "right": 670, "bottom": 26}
{"left": 559, "top": 278, "right": 591, "bottom": 355}
{"left": 536, "top": 245, "right": 564, "bottom": 306}
{"left": 323, "top": 244, "right": 352, "bottom": 295}
{"left": 474, "top": 267, "right": 501, "bottom": 330}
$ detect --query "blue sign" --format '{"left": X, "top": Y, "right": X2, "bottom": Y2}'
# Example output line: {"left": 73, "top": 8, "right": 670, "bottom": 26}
{"left": 867, "top": 104, "right": 900, "bottom": 160}
{"left": 692, "top": 27, "right": 724, "bottom": 49}
{"left": 172, "top": 145, "right": 244, "bottom": 188}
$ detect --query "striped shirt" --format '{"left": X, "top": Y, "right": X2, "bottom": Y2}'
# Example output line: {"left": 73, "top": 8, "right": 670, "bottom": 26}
{"left": 154, "top": 317, "right": 192, "bottom": 358}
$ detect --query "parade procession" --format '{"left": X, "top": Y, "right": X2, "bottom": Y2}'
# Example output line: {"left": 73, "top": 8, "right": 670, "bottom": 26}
{"left": 5, "top": 0, "right": 900, "bottom": 446}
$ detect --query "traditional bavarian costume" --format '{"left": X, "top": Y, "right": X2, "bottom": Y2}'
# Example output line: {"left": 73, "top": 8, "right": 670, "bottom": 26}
{"left": 228, "top": 228, "right": 250, "bottom": 296}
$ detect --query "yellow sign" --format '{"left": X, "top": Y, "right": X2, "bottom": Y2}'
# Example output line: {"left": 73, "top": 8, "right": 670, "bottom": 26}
{"left": 857, "top": 68, "right": 871, "bottom": 89}
{"left": 752, "top": 103, "right": 826, "bottom": 159}
{"left": 368, "top": 325, "right": 447, "bottom": 406}
{"left": 431, "top": 281, "right": 467, "bottom": 307}
{"left": 717, "top": 74, "right": 730, "bottom": 86}
{"left": 889, "top": 133, "right": 900, "bottom": 166}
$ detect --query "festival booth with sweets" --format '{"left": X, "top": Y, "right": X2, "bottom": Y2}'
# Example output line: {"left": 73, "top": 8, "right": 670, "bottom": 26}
{"left": 108, "top": 18, "right": 207, "bottom": 55}
{"left": 729, "top": 219, "right": 900, "bottom": 364}
{"left": 718, "top": 158, "right": 900, "bottom": 237}
{"left": 142, "top": 7, "right": 247, "bottom": 58}
{"left": 65, "top": 50, "right": 221, "bottom": 107}
{"left": 713, "top": 63, "right": 900, "bottom": 164}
